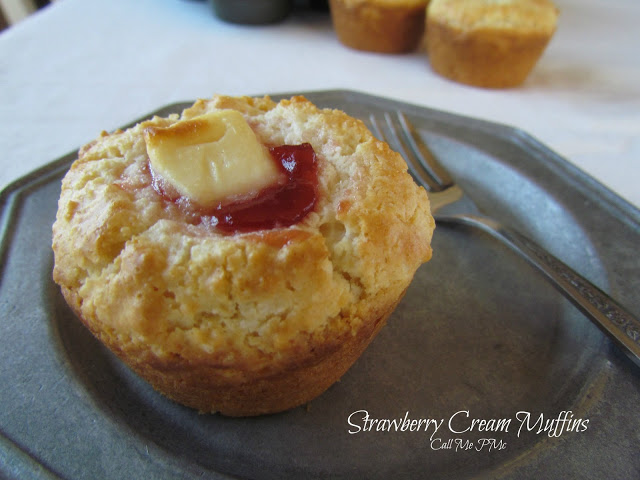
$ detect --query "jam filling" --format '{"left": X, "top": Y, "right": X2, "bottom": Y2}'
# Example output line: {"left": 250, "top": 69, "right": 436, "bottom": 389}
{"left": 151, "top": 143, "right": 318, "bottom": 234}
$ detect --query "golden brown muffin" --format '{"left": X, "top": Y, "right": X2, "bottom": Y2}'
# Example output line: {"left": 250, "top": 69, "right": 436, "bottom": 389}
{"left": 52, "top": 95, "right": 435, "bottom": 416}
{"left": 426, "top": 0, "right": 559, "bottom": 88}
{"left": 329, "top": 0, "right": 429, "bottom": 53}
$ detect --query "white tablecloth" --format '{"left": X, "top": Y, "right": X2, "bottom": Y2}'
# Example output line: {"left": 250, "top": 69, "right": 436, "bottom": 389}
{"left": 1, "top": 0, "right": 639, "bottom": 210}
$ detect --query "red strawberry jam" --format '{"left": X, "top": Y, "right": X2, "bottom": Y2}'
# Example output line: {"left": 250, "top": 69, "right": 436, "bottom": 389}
{"left": 152, "top": 143, "right": 318, "bottom": 234}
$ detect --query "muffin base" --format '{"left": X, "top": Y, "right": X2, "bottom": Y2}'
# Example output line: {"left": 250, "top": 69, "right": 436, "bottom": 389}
{"left": 62, "top": 285, "right": 405, "bottom": 417}
{"left": 330, "top": 0, "right": 426, "bottom": 53}
{"left": 426, "top": 20, "right": 553, "bottom": 88}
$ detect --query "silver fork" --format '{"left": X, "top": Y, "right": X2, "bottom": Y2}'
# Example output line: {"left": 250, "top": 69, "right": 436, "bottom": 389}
{"left": 370, "top": 111, "right": 640, "bottom": 368}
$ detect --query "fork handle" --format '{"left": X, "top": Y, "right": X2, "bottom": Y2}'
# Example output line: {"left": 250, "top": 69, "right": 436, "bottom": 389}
{"left": 438, "top": 214, "right": 640, "bottom": 368}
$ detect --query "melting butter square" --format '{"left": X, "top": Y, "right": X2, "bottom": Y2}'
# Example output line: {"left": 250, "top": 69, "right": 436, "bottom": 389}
{"left": 144, "top": 110, "right": 282, "bottom": 207}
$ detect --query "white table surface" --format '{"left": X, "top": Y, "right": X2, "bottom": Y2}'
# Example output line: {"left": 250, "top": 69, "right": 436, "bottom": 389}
{"left": 1, "top": 0, "right": 639, "bottom": 211}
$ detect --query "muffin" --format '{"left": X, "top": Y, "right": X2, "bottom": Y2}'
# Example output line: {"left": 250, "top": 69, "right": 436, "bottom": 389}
{"left": 329, "top": 0, "right": 429, "bottom": 53}
{"left": 426, "top": 0, "right": 559, "bottom": 88}
{"left": 52, "top": 95, "right": 435, "bottom": 416}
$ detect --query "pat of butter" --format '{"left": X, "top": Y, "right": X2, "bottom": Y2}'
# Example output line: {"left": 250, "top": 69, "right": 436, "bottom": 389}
{"left": 144, "top": 110, "right": 281, "bottom": 206}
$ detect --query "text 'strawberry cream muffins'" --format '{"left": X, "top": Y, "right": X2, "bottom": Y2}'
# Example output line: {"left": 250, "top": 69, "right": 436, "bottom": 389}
{"left": 52, "top": 95, "right": 435, "bottom": 416}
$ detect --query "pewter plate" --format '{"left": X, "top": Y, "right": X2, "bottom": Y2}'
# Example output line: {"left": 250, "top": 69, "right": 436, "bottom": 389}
{"left": 1, "top": 90, "right": 639, "bottom": 479}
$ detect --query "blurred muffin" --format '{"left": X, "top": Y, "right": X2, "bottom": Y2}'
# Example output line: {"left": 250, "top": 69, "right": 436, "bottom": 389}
{"left": 52, "top": 95, "right": 435, "bottom": 416}
{"left": 426, "top": 0, "right": 559, "bottom": 88}
{"left": 329, "top": 0, "right": 429, "bottom": 53}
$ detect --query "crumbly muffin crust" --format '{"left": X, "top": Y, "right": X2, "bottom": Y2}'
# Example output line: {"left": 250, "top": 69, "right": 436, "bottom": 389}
{"left": 52, "top": 95, "right": 434, "bottom": 415}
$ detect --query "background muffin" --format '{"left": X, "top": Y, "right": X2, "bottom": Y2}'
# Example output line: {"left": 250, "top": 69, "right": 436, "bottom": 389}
{"left": 329, "top": 0, "right": 429, "bottom": 53}
{"left": 52, "top": 95, "right": 435, "bottom": 416}
{"left": 426, "top": 0, "right": 559, "bottom": 88}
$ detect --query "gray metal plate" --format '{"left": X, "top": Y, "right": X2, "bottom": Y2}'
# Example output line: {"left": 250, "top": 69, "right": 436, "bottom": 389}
{"left": 1, "top": 90, "right": 639, "bottom": 479}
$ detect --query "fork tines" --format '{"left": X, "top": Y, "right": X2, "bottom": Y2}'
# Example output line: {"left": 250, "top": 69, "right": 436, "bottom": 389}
{"left": 369, "top": 111, "right": 453, "bottom": 192}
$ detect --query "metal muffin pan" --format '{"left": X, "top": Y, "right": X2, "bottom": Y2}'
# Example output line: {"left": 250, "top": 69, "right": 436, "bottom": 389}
{"left": 1, "top": 90, "right": 638, "bottom": 479}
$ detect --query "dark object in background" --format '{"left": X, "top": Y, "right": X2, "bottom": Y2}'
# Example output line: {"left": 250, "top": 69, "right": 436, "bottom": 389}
{"left": 209, "top": 0, "right": 328, "bottom": 25}
{"left": 307, "top": 0, "right": 329, "bottom": 10}
{"left": 209, "top": 0, "right": 294, "bottom": 24}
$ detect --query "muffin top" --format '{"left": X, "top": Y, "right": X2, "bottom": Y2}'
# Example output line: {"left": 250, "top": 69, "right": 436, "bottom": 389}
{"left": 52, "top": 95, "right": 434, "bottom": 373}
{"left": 428, "top": 0, "right": 559, "bottom": 34}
